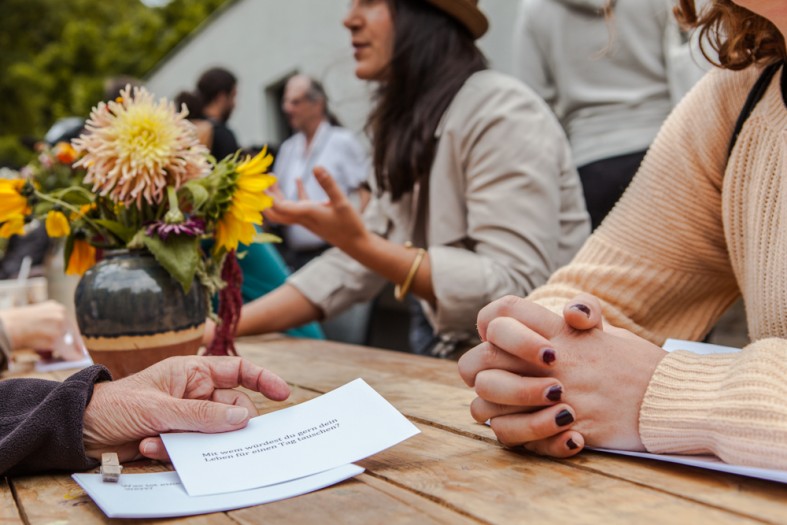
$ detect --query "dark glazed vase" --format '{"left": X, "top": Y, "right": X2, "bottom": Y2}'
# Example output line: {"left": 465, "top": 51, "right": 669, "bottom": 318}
{"left": 75, "top": 250, "right": 206, "bottom": 378}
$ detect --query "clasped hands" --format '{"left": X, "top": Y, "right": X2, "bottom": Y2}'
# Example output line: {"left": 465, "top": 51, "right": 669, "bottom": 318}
{"left": 458, "top": 294, "right": 667, "bottom": 458}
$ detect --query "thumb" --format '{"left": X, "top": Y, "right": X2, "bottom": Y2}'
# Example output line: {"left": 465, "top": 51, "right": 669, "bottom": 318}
{"left": 162, "top": 398, "right": 252, "bottom": 434}
{"left": 562, "top": 293, "right": 604, "bottom": 331}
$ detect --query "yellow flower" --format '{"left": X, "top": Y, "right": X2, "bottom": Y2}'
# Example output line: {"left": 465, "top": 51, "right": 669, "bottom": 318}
{"left": 215, "top": 149, "right": 276, "bottom": 252}
{"left": 66, "top": 240, "right": 96, "bottom": 276}
{"left": 0, "top": 216, "right": 25, "bottom": 238}
{"left": 0, "top": 178, "right": 30, "bottom": 223}
{"left": 73, "top": 85, "right": 210, "bottom": 208}
{"left": 70, "top": 203, "right": 97, "bottom": 221}
{"left": 45, "top": 210, "right": 71, "bottom": 237}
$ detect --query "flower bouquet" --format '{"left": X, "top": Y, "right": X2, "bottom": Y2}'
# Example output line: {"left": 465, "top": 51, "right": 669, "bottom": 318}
{"left": 0, "top": 85, "right": 276, "bottom": 368}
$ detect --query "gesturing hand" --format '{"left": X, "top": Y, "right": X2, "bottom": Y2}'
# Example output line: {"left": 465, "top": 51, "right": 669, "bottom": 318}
{"left": 266, "top": 166, "right": 368, "bottom": 252}
{"left": 457, "top": 295, "right": 666, "bottom": 457}
{"left": 82, "top": 356, "right": 291, "bottom": 462}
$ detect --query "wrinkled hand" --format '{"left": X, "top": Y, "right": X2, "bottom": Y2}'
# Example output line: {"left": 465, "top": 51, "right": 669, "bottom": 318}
{"left": 83, "top": 356, "right": 291, "bottom": 462}
{"left": 457, "top": 294, "right": 666, "bottom": 457}
{"left": 265, "top": 166, "right": 368, "bottom": 251}
{"left": 0, "top": 300, "right": 86, "bottom": 361}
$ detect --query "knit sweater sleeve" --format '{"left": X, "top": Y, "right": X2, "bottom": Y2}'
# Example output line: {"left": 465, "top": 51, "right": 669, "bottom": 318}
{"left": 527, "top": 67, "right": 787, "bottom": 467}
{"left": 529, "top": 68, "right": 753, "bottom": 342}
{"left": 0, "top": 365, "right": 111, "bottom": 475}
{"left": 640, "top": 340, "right": 787, "bottom": 469}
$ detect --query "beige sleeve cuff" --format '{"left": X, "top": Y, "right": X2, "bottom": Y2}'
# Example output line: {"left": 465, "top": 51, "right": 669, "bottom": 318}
{"left": 639, "top": 340, "right": 787, "bottom": 469}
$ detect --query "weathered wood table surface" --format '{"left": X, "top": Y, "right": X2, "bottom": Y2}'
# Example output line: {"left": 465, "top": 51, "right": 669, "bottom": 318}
{"left": 3, "top": 335, "right": 787, "bottom": 524}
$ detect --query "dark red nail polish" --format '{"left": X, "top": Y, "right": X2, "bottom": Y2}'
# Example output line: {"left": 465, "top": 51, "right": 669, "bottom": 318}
{"left": 546, "top": 385, "right": 562, "bottom": 402}
{"left": 555, "top": 409, "right": 574, "bottom": 427}
{"left": 542, "top": 348, "right": 556, "bottom": 364}
{"left": 567, "top": 438, "right": 578, "bottom": 450}
{"left": 570, "top": 304, "right": 591, "bottom": 318}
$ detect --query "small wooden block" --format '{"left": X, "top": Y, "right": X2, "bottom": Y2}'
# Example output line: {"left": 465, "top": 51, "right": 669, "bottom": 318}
{"left": 100, "top": 452, "right": 123, "bottom": 483}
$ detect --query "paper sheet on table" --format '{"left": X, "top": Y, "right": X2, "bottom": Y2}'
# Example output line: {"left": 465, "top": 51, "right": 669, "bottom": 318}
{"left": 593, "top": 338, "right": 787, "bottom": 485}
{"left": 162, "top": 378, "right": 420, "bottom": 496}
{"left": 72, "top": 464, "right": 364, "bottom": 518}
{"left": 35, "top": 354, "right": 93, "bottom": 372}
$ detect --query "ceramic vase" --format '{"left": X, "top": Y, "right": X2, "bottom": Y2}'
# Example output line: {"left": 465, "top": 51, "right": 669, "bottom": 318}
{"left": 74, "top": 250, "right": 206, "bottom": 378}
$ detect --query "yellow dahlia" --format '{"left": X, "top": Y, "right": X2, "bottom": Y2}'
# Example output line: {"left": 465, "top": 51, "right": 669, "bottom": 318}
{"left": 73, "top": 85, "right": 210, "bottom": 208}
{"left": 66, "top": 239, "right": 96, "bottom": 276}
{"left": 45, "top": 210, "right": 71, "bottom": 237}
{"left": 0, "top": 178, "right": 30, "bottom": 223}
{"left": 215, "top": 149, "right": 276, "bottom": 252}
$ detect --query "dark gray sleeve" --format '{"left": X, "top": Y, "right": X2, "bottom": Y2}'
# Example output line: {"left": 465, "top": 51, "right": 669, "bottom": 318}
{"left": 0, "top": 365, "right": 112, "bottom": 475}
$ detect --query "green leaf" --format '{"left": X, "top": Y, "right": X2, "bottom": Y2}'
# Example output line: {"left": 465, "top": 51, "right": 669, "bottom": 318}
{"left": 181, "top": 181, "right": 209, "bottom": 211}
{"left": 253, "top": 232, "right": 281, "bottom": 244}
{"left": 93, "top": 219, "right": 136, "bottom": 244}
{"left": 141, "top": 234, "right": 199, "bottom": 293}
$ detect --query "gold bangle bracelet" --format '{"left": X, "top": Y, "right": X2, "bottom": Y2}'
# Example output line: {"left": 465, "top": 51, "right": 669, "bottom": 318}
{"left": 394, "top": 247, "right": 426, "bottom": 302}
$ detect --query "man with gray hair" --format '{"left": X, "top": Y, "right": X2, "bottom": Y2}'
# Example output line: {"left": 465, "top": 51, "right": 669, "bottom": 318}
{"left": 273, "top": 74, "right": 370, "bottom": 271}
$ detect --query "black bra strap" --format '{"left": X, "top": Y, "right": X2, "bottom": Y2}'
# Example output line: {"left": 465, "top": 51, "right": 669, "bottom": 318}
{"left": 727, "top": 61, "right": 784, "bottom": 158}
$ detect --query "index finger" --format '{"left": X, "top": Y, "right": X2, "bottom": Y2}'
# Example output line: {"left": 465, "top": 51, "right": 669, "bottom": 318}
{"left": 477, "top": 295, "right": 563, "bottom": 341}
{"left": 313, "top": 166, "right": 348, "bottom": 205}
{"left": 202, "top": 356, "right": 291, "bottom": 401}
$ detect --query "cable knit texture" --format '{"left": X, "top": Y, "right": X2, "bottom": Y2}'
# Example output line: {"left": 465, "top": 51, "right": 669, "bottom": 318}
{"left": 529, "top": 65, "right": 787, "bottom": 469}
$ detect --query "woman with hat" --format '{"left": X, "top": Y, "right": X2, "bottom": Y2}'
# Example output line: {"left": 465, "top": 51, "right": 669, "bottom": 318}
{"left": 206, "top": 0, "right": 589, "bottom": 357}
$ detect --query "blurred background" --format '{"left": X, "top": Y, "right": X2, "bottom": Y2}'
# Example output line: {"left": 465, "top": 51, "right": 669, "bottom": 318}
{"left": 0, "top": 0, "right": 518, "bottom": 168}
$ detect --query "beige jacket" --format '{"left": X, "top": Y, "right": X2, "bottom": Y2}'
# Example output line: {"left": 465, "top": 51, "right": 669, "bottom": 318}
{"left": 289, "top": 70, "right": 589, "bottom": 339}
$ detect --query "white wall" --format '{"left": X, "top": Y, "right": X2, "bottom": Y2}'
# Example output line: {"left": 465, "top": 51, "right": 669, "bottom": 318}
{"left": 145, "top": 0, "right": 519, "bottom": 149}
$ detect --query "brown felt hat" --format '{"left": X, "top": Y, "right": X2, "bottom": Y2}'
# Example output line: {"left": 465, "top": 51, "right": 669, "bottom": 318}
{"left": 424, "top": 0, "right": 489, "bottom": 39}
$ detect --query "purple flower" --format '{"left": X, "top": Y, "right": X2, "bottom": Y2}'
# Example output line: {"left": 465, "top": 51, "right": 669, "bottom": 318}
{"left": 146, "top": 217, "right": 206, "bottom": 240}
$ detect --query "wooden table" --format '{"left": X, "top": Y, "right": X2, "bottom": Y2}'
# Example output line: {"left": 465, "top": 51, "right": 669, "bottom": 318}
{"left": 3, "top": 335, "right": 787, "bottom": 524}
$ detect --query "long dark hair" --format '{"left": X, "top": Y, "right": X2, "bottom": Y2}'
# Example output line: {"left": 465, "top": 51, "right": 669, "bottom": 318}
{"left": 369, "top": 0, "right": 487, "bottom": 201}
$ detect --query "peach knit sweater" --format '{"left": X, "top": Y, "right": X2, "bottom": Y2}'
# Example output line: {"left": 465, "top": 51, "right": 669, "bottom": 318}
{"left": 529, "top": 65, "right": 787, "bottom": 469}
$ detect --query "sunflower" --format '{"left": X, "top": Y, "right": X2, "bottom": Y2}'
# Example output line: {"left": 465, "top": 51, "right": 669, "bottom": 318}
{"left": 0, "top": 217, "right": 25, "bottom": 238}
{"left": 215, "top": 149, "right": 276, "bottom": 252}
{"left": 0, "top": 178, "right": 30, "bottom": 223}
{"left": 45, "top": 210, "right": 71, "bottom": 237}
{"left": 66, "top": 239, "right": 97, "bottom": 276}
{"left": 73, "top": 85, "right": 210, "bottom": 208}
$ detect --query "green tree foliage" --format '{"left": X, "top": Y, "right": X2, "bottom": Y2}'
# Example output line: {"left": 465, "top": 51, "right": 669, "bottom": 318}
{"left": 0, "top": 0, "right": 228, "bottom": 167}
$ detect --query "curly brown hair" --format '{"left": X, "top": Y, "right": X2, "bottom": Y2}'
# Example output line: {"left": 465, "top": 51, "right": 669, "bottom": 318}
{"left": 676, "top": 0, "right": 785, "bottom": 70}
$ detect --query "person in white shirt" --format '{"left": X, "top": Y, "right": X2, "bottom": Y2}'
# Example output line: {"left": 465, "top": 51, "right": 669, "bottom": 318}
{"left": 273, "top": 74, "right": 370, "bottom": 270}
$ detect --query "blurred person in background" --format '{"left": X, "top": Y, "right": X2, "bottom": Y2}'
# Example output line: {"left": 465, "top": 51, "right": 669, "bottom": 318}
{"left": 205, "top": 0, "right": 589, "bottom": 358}
{"left": 196, "top": 67, "right": 240, "bottom": 161}
{"left": 514, "top": 0, "right": 709, "bottom": 229}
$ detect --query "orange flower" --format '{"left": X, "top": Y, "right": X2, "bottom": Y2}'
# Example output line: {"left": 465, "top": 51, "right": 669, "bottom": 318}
{"left": 53, "top": 142, "right": 78, "bottom": 164}
{"left": 66, "top": 240, "right": 96, "bottom": 275}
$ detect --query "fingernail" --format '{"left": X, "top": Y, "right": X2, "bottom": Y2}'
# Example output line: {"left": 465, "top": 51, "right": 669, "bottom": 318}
{"left": 567, "top": 438, "right": 579, "bottom": 450}
{"left": 226, "top": 407, "right": 249, "bottom": 425}
{"left": 570, "top": 304, "right": 591, "bottom": 318}
{"left": 555, "top": 409, "right": 574, "bottom": 427}
{"left": 142, "top": 441, "right": 157, "bottom": 456}
{"left": 546, "top": 385, "right": 562, "bottom": 402}
{"left": 542, "top": 348, "right": 556, "bottom": 365}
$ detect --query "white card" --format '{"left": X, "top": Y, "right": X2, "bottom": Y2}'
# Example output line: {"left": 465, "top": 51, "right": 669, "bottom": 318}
{"left": 72, "top": 464, "right": 364, "bottom": 518}
{"left": 161, "top": 378, "right": 420, "bottom": 496}
{"left": 593, "top": 339, "right": 787, "bottom": 485}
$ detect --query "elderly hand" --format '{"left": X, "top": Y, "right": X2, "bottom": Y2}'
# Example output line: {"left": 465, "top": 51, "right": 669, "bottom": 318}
{"left": 0, "top": 300, "right": 86, "bottom": 361}
{"left": 82, "top": 356, "right": 291, "bottom": 462}
{"left": 457, "top": 295, "right": 666, "bottom": 457}
{"left": 265, "top": 166, "right": 369, "bottom": 251}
